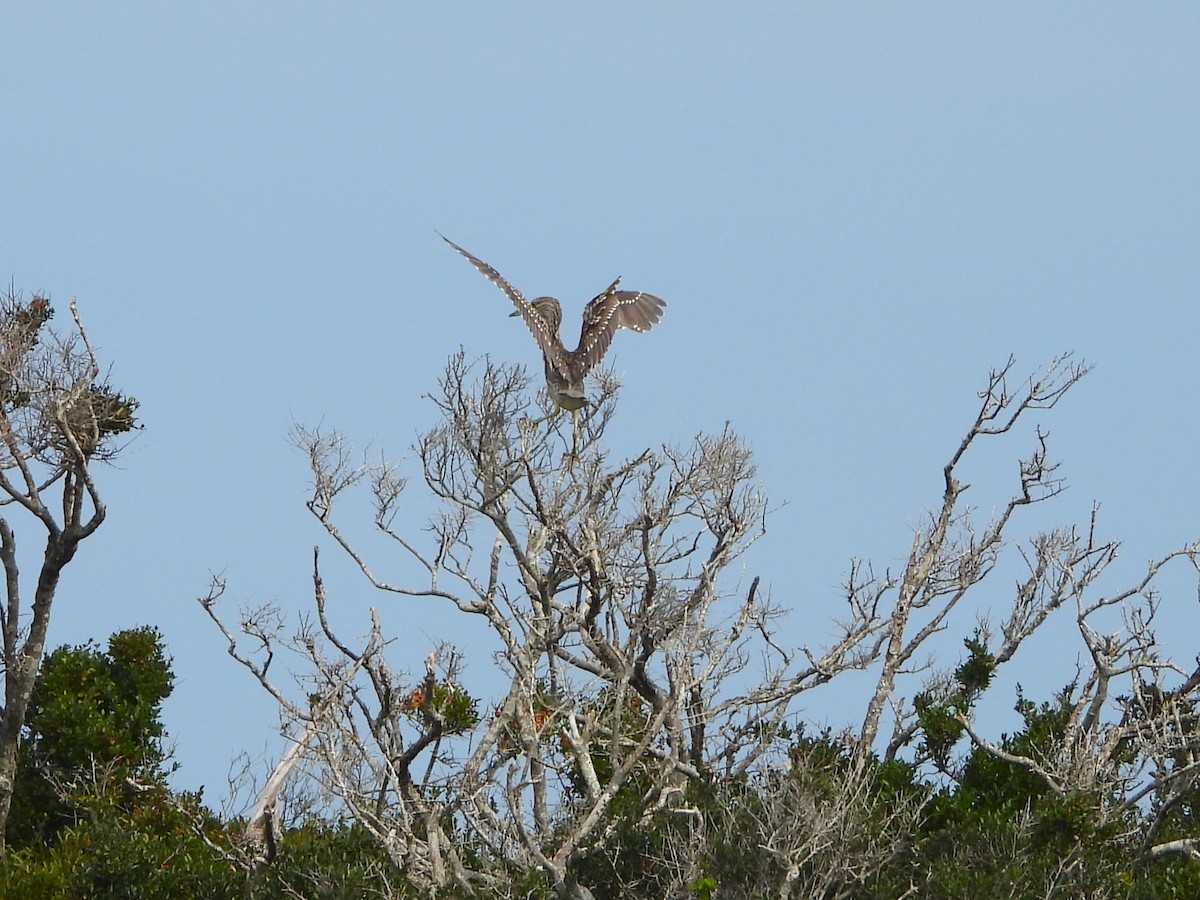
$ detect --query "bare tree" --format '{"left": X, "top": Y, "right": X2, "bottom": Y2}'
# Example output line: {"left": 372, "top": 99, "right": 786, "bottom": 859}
{"left": 204, "top": 353, "right": 800, "bottom": 897}
{"left": 820, "top": 353, "right": 1200, "bottom": 890}
{"left": 0, "top": 291, "right": 138, "bottom": 851}
{"left": 202, "top": 350, "right": 1200, "bottom": 896}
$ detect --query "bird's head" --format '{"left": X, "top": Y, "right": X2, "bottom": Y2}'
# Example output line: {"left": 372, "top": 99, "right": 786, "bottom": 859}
{"left": 513, "top": 297, "right": 563, "bottom": 332}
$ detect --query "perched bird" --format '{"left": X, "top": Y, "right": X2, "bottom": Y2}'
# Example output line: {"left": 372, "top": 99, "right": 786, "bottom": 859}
{"left": 441, "top": 235, "right": 666, "bottom": 456}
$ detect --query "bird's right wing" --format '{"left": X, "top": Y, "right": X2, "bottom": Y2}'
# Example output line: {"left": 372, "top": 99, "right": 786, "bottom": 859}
{"left": 573, "top": 285, "right": 667, "bottom": 379}
{"left": 439, "top": 234, "right": 566, "bottom": 371}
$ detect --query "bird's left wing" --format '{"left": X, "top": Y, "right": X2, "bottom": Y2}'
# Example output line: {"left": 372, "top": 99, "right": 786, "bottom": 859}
{"left": 440, "top": 234, "right": 565, "bottom": 369}
{"left": 573, "top": 284, "right": 667, "bottom": 379}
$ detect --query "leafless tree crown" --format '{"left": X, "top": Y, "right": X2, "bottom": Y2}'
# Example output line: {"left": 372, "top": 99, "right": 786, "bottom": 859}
{"left": 203, "top": 351, "right": 1200, "bottom": 897}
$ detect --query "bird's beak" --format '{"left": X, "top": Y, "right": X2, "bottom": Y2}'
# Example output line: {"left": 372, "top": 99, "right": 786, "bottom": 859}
{"left": 508, "top": 310, "right": 521, "bottom": 318}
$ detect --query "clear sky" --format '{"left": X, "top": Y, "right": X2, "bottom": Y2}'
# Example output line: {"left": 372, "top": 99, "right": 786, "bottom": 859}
{"left": 2, "top": 6, "right": 1197, "bottom": 802}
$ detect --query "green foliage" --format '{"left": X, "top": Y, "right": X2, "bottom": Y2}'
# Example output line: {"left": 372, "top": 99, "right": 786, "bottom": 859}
{"left": 83, "top": 384, "right": 141, "bottom": 441}
{"left": 398, "top": 679, "right": 479, "bottom": 735}
{"left": 58, "top": 384, "right": 141, "bottom": 457}
{"left": 913, "top": 691, "right": 964, "bottom": 770}
{"left": 7, "top": 627, "right": 174, "bottom": 849}
{"left": 1, "top": 793, "right": 416, "bottom": 900}
{"left": 914, "top": 633, "right": 996, "bottom": 770}
{"left": 7, "top": 620, "right": 1200, "bottom": 897}
{"left": 0, "top": 625, "right": 243, "bottom": 894}
{"left": 0, "top": 789, "right": 239, "bottom": 900}
{"left": 262, "top": 823, "right": 411, "bottom": 898}
{"left": 954, "top": 634, "right": 996, "bottom": 695}
{"left": 874, "top": 683, "right": 1200, "bottom": 898}
{"left": 1, "top": 627, "right": 435, "bottom": 898}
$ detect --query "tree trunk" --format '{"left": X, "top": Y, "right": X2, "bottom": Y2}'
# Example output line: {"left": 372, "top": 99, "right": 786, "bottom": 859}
{"left": 0, "top": 532, "right": 78, "bottom": 853}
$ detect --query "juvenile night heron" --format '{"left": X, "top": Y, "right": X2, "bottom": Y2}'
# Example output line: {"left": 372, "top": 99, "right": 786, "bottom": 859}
{"left": 442, "top": 235, "right": 666, "bottom": 457}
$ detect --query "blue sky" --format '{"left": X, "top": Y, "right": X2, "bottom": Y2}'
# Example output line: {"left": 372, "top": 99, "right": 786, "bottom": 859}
{"left": 2, "top": 6, "right": 1198, "bottom": 801}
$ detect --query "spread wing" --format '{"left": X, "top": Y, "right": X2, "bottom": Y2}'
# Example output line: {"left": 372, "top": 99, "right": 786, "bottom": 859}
{"left": 571, "top": 283, "right": 667, "bottom": 379}
{"left": 440, "top": 234, "right": 565, "bottom": 369}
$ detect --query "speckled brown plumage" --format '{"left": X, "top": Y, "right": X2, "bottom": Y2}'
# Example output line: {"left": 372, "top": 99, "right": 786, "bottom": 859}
{"left": 441, "top": 235, "right": 666, "bottom": 416}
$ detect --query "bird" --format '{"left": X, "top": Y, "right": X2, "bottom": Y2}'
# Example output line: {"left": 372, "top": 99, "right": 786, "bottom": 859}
{"left": 441, "top": 235, "right": 666, "bottom": 458}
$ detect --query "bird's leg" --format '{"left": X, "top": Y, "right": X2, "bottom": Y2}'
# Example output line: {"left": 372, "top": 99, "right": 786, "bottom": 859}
{"left": 569, "top": 409, "right": 581, "bottom": 463}
{"left": 558, "top": 409, "right": 580, "bottom": 470}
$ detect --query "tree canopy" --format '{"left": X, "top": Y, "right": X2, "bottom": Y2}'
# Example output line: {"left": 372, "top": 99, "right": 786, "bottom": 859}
{"left": 2, "top": 341, "right": 1200, "bottom": 898}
